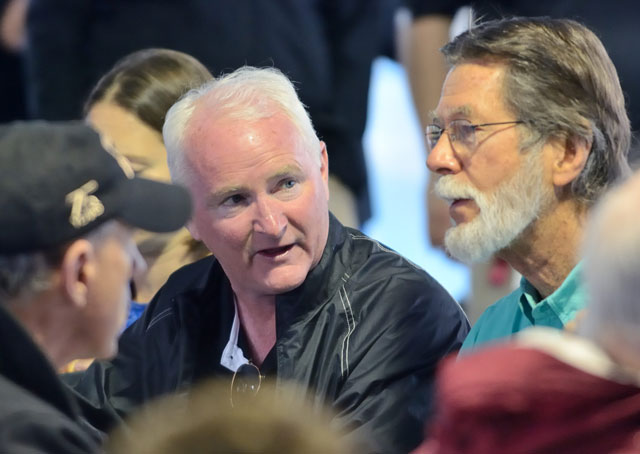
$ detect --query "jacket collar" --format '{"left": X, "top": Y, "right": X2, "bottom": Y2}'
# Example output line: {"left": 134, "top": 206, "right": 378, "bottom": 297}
{"left": 170, "top": 214, "right": 349, "bottom": 339}
{"left": 165, "top": 214, "right": 349, "bottom": 380}
{"left": 0, "top": 304, "right": 83, "bottom": 421}
{"left": 275, "top": 214, "right": 348, "bottom": 324}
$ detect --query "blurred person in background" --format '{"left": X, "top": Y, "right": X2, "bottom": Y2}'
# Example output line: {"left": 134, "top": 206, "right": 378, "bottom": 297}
{"left": 423, "top": 17, "right": 630, "bottom": 351}
{"left": 0, "top": 0, "right": 27, "bottom": 121}
{"left": 413, "top": 169, "right": 640, "bottom": 454}
{"left": 0, "top": 121, "right": 190, "bottom": 453}
{"left": 85, "top": 48, "right": 212, "bottom": 310}
{"left": 24, "top": 0, "right": 402, "bottom": 227}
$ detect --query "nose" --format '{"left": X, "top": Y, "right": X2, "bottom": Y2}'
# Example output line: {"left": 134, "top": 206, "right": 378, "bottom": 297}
{"left": 426, "top": 133, "right": 462, "bottom": 175}
{"left": 253, "top": 196, "right": 287, "bottom": 238}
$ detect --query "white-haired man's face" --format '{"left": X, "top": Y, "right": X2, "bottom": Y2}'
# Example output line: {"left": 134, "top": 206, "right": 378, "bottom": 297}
{"left": 183, "top": 111, "right": 330, "bottom": 300}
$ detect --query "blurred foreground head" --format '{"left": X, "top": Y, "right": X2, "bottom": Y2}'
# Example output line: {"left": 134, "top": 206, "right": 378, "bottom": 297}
{"left": 106, "top": 380, "right": 355, "bottom": 454}
{"left": 579, "top": 170, "right": 640, "bottom": 370}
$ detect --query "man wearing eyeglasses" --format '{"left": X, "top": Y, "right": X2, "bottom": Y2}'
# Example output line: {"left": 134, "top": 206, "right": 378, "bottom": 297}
{"left": 69, "top": 66, "right": 470, "bottom": 454}
{"left": 425, "top": 17, "right": 631, "bottom": 352}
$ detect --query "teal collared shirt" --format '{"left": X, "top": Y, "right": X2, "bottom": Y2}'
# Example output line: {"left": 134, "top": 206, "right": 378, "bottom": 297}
{"left": 461, "top": 263, "right": 586, "bottom": 352}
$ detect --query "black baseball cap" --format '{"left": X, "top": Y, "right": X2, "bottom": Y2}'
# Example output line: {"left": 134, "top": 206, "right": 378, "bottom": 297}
{"left": 0, "top": 121, "right": 192, "bottom": 254}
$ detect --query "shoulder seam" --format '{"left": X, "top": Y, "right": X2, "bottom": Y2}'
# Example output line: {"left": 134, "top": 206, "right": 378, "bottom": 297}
{"left": 348, "top": 233, "right": 422, "bottom": 271}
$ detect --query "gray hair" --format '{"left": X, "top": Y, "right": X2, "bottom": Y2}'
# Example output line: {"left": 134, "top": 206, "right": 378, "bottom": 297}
{"left": 442, "top": 17, "right": 631, "bottom": 206}
{"left": 0, "top": 221, "right": 116, "bottom": 303}
{"left": 163, "top": 66, "right": 321, "bottom": 185}
{"left": 579, "top": 171, "right": 640, "bottom": 356}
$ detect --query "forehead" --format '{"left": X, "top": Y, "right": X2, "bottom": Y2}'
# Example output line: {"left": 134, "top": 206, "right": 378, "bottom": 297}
{"left": 87, "top": 102, "right": 164, "bottom": 160}
{"left": 184, "top": 111, "right": 311, "bottom": 185}
{"left": 434, "top": 62, "right": 510, "bottom": 122}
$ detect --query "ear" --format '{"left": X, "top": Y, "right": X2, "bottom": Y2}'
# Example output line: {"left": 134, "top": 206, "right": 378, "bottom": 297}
{"left": 319, "top": 141, "right": 330, "bottom": 198}
{"left": 59, "top": 239, "right": 95, "bottom": 309}
{"left": 186, "top": 220, "right": 201, "bottom": 241}
{"left": 550, "top": 135, "right": 591, "bottom": 188}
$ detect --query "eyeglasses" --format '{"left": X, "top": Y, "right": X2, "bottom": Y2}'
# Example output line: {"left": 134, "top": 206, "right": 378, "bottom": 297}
{"left": 425, "top": 120, "right": 524, "bottom": 153}
{"left": 230, "top": 362, "right": 264, "bottom": 408}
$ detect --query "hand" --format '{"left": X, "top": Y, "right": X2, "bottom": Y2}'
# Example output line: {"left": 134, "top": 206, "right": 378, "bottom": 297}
{"left": 563, "top": 309, "right": 587, "bottom": 333}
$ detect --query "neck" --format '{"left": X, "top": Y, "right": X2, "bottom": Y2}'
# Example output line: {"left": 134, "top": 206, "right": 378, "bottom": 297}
{"left": 234, "top": 291, "right": 276, "bottom": 366}
{"left": 500, "top": 199, "right": 587, "bottom": 298}
{"left": 8, "top": 294, "right": 77, "bottom": 370}
{"left": 135, "top": 228, "right": 206, "bottom": 302}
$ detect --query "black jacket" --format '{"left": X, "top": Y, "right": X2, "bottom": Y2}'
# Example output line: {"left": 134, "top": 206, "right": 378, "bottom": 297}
{"left": 0, "top": 306, "right": 101, "bottom": 453}
{"left": 72, "top": 217, "right": 469, "bottom": 453}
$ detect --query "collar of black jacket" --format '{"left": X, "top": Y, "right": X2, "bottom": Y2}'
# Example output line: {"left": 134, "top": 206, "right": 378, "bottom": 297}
{"left": 166, "top": 212, "right": 352, "bottom": 349}
{"left": 274, "top": 213, "right": 351, "bottom": 326}
{"left": 0, "top": 304, "right": 85, "bottom": 422}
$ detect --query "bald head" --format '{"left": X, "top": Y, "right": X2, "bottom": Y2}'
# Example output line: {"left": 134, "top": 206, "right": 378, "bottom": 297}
{"left": 579, "top": 171, "right": 640, "bottom": 367}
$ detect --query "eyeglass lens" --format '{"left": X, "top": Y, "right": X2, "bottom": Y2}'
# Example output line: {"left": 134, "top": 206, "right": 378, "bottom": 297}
{"left": 230, "top": 363, "right": 262, "bottom": 407}
{"left": 426, "top": 121, "right": 475, "bottom": 152}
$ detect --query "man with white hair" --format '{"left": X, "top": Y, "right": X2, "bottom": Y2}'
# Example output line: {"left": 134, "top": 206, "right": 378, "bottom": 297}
{"left": 425, "top": 17, "right": 631, "bottom": 351}
{"left": 72, "top": 66, "right": 469, "bottom": 454}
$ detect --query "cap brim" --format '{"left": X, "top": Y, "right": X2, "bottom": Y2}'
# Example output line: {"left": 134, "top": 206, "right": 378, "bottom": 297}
{"left": 117, "top": 178, "right": 192, "bottom": 233}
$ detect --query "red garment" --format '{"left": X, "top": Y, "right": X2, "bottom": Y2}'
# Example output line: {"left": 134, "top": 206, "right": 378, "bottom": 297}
{"left": 415, "top": 344, "right": 640, "bottom": 454}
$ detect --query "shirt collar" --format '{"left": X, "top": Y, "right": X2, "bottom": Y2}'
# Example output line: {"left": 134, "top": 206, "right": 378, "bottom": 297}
{"left": 519, "top": 262, "right": 585, "bottom": 325}
{"left": 219, "top": 299, "right": 250, "bottom": 372}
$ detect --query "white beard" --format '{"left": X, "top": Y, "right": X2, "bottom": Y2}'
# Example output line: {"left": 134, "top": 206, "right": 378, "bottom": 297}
{"left": 435, "top": 151, "right": 553, "bottom": 263}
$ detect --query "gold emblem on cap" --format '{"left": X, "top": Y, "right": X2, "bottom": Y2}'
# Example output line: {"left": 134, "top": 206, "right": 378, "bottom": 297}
{"left": 65, "top": 180, "right": 105, "bottom": 228}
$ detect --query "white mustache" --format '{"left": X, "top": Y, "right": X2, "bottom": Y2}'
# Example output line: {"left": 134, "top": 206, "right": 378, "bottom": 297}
{"left": 434, "top": 177, "right": 478, "bottom": 202}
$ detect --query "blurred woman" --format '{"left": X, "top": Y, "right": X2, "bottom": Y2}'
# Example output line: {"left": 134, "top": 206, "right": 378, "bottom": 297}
{"left": 86, "top": 48, "right": 213, "bottom": 316}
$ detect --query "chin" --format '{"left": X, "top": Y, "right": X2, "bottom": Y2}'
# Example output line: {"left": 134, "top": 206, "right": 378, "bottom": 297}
{"left": 95, "top": 339, "right": 119, "bottom": 360}
{"left": 265, "top": 279, "right": 305, "bottom": 295}
{"left": 444, "top": 222, "right": 496, "bottom": 264}
{"left": 262, "top": 268, "right": 309, "bottom": 294}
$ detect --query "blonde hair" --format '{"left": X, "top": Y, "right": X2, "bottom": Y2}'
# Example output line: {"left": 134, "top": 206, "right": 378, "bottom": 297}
{"left": 106, "top": 380, "right": 355, "bottom": 454}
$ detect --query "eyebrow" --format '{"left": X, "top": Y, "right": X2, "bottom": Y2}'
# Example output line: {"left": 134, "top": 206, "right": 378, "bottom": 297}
{"left": 430, "top": 105, "right": 472, "bottom": 124}
{"left": 206, "top": 185, "right": 246, "bottom": 207}
{"left": 205, "top": 164, "right": 303, "bottom": 206}
{"left": 268, "top": 164, "right": 303, "bottom": 183}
